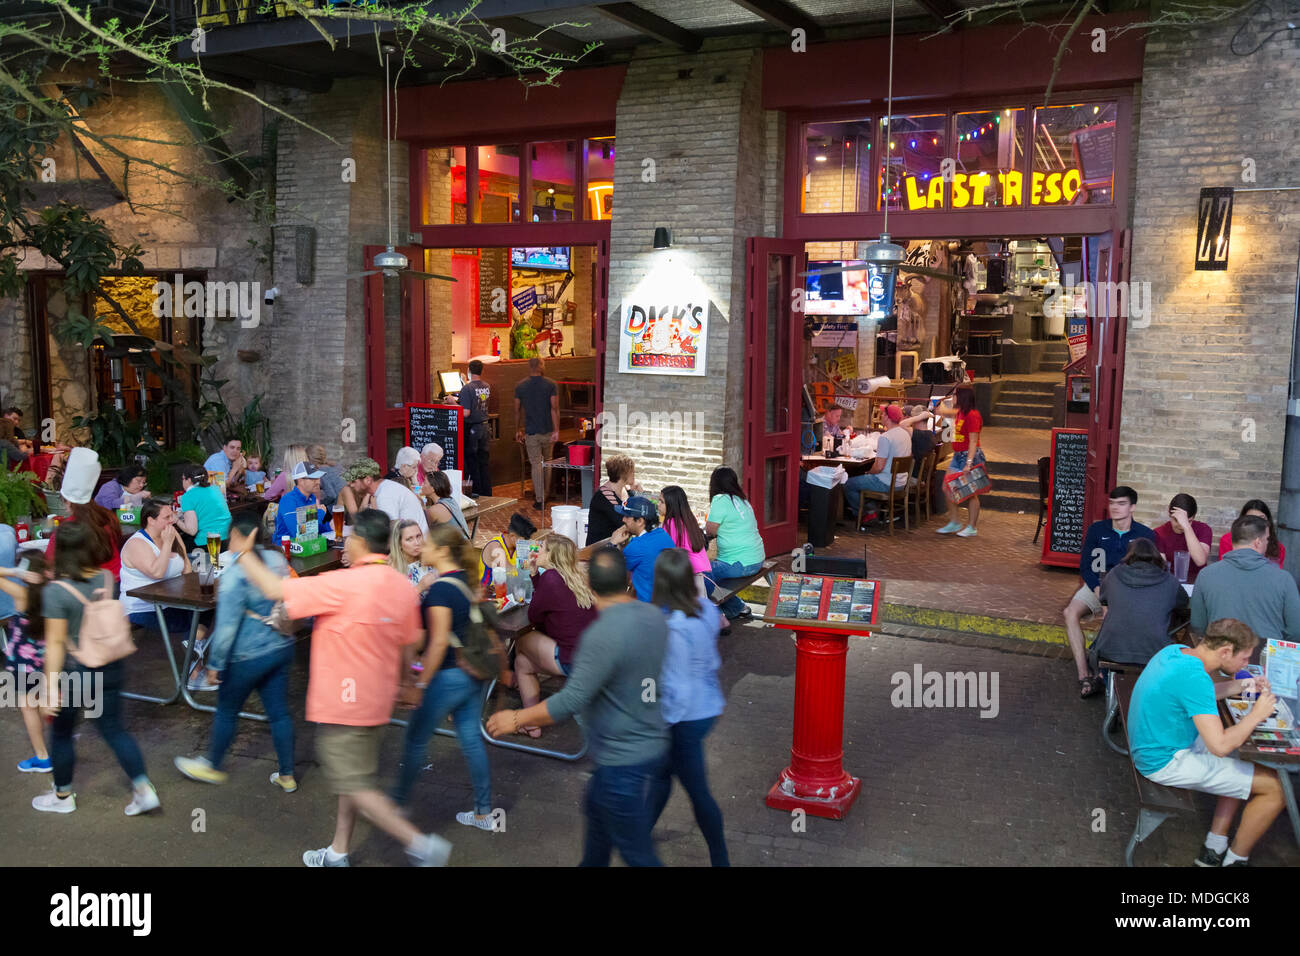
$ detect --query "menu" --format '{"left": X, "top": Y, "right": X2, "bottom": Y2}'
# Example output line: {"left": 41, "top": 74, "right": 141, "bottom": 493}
{"left": 407, "top": 403, "right": 463, "bottom": 473}
{"left": 1042, "top": 428, "right": 1088, "bottom": 568}
{"left": 766, "top": 572, "right": 881, "bottom": 630}
{"left": 1266, "top": 639, "right": 1300, "bottom": 700}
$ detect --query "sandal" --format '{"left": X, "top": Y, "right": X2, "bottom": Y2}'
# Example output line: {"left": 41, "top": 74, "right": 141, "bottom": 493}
{"left": 1079, "top": 674, "right": 1104, "bottom": 699}
{"left": 514, "top": 725, "right": 542, "bottom": 739}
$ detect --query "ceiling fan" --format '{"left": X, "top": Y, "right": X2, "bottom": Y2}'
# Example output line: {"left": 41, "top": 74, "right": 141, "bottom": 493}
{"left": 346, "top": 45, "right": 455, "bottom": 286}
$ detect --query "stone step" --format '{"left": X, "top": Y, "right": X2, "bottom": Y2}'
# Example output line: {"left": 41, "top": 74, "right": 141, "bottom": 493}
{"left": 993, "top": 413, "right": 1053, "bottom": 429}
{"left": 984, "top": 459, "right": 1039, "bottom": 478}
{"left": 998, "top": 380, "right": 1056, "bottom": 394}
{"left": 978, "top": 489, "right": 1043, "bottom": 513}
{"left": 995, "top": 396, "right": 1054, "bottom": 412}
{"left": 986, "top": 474, "right": 1040, "bottom": 494}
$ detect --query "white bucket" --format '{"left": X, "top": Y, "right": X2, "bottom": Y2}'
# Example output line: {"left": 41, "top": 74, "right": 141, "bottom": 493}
{"left": 579, "top": 509, "right": 589, "bottom": 543}
{"left": 552, "top": 505, "right": 581, "bottom": 545}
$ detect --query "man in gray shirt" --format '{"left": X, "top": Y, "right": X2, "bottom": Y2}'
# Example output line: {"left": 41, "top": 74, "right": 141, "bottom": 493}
{"left": 488, "top": 547, "right": 668, "bottom": 866}
{"left": 513, "top": 357, "right": 559, "bottom": 511}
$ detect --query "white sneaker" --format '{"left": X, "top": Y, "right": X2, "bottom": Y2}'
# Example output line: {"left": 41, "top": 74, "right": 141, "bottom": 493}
{"left": 406, "top": 833, "right": 452, "bottom": 866}
{"left": 303, "top": 846, "right": 350, "bottom": 867}
{"left": 456, "top": 810, "right": 496, "bottom": 831}
{"left": 32, "top": 789, "right": 76, "bottom": 813}
{"left": 187, "top": 674, "right": 220, "bottom": 692}
{"left": 956, "top": 525, "right": 978, "bottom": 537}
{"left": 125, "top": 781, "right": 161, "bottom": 816}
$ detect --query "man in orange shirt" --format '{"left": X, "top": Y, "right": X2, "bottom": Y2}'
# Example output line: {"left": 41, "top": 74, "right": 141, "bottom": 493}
{"left": 241, "top": 509, "right": 451, "bottom": 867}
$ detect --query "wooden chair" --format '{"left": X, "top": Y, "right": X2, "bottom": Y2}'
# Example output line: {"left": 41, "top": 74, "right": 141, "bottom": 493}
{"left": 857, "top": 455, "right": 913, "bottom": 535}
{"left": 909, "top": 447, "right": 938, "bottom": 526}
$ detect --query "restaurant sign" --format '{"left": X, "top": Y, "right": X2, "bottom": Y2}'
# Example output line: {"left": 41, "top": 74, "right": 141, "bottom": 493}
{"left": 901, "top": 169, "right": 1083, "bottom": 211}
{"left": 619, "top": 293, "right": 709, "bottom": 376}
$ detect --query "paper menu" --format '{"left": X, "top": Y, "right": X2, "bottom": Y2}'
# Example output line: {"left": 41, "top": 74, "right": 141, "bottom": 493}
{"left": 1265, "top": 639, "right": 1300, "bottom": 700}
{"left": 766, "top": 572, "right": 881, "bottom": 629}
{"left": 516, "top": 540, "right": 542, "bottom": 573}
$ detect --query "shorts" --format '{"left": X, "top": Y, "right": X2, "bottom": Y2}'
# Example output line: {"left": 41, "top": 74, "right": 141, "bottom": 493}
{"left": 1144, "top": 737, "right": 1255, "bottom": 800}
{"left": 1069, "top": 584, "right": 1102, "bottom": 616}
{"left": 554, "top": 645, "right": 572, "bottom": 677}
{"left": 316, "top": 724, "right": 385, "bottom": 795}
{"left": 947, "top": 448, "right": 986, "bottom": 473}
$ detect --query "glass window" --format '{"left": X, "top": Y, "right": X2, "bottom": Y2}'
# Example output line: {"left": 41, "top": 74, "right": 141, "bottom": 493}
{"left": 477, "top": 145, "right": 520, "bottom": 222}
{"left": 802, "top": 120, "right": 873, "bottom": 214}
{"left": 586, "top": 136, "right": 614, "bottom": 221}
{"left": 952, "top": 108, "right": 1026, "bottom": 208}
{"left": 878, "top": 113, "right": 947, "bottom": 212}
{"left": 1032, "top": 102, "right": 1116, "bottom": 206}
{"left": 528, "top": 140, "right": 576, "bottom": 222}
{"left": 422, "top": 147, "right": 466, "bottom": 224}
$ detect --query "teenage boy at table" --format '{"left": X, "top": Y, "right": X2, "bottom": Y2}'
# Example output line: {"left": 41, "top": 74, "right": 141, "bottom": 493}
{"left": 1064, "top": 486, "right": 1156, "bottom": 699}
{"left": 274, "top": 462, "right": 331, "bottom": 543}
{"left": 239, "top": 508, "right": 451, "bottom": 867}
{"left": 1151, "top": 493, "right": 1213, "bottom": 585}
{"left": 1128, "top": 618, "right": 1285, "bottom": 867}
{"left": 487, "top": 547, "right": 669, "bottom": 866}
{"left": 610, "top": 496, "right": 675, "bottom": 602}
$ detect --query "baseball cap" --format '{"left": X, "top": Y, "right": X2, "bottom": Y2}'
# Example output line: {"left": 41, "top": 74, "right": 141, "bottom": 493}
{"left": 883, "top": 405, "right": 904, "bottom": 424}
{"left": 291, "top": 461, "right": 325, "bottom": 481}
{"left": 394, "top": 446, "right": 420, "bottom": 468}
{"left": 342, "top": 458, "right": 382, "bottom": 482}
{"left": 61, "top": 447, "right": 101, "bottom": 505}
{"left": 615, "top": 496, "right": 657, "bottom": 520}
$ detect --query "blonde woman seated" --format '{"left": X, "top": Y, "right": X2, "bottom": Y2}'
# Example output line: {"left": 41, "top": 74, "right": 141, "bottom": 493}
{"left": 389, "top": 519, "right": 436, "bottom": 593}
{"left": 261, "top": 444, "right": 309, "bottom": 502}
{"left": 514, "top": 533, "right": 598, "bottom": 738}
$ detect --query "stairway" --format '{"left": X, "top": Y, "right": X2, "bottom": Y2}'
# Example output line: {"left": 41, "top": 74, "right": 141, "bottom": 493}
{"left": 991, "top": 378, "right": 1054, "bottom": 429}
{"left": 1038, "top": 340, "right": 1070, "bottom": 372}
{"left": 978, "top": 458, "right": 1043, "bottom": 514}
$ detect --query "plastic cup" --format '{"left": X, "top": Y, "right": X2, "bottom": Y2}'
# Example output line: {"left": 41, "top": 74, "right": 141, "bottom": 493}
{"left": 1173, "top": 550, "right": 1191, "bottom": 583}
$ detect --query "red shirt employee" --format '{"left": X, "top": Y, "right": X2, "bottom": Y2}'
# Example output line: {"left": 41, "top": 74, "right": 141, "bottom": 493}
{"left": 935, "top": 384, "right": 983, "bottom": 538}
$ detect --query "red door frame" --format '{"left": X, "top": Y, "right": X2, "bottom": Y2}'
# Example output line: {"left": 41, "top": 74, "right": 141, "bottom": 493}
{"left": 1081, "top": 228, "right": 1131, "bottom": 524}
{"left": 746, "top": 237, "right": 806, "bottom": 554}
{"left": 363, "top": 244, "right": 429, "bottom": 465}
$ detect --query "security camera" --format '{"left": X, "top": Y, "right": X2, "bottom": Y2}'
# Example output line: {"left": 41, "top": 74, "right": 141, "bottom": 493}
{"left": 264, "top": 286, "right": 279, "bottom": 305}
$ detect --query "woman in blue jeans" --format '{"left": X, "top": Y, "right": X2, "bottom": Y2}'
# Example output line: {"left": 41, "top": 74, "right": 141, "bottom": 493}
{"left": 704, "top": 467, "right": 766, "bottom": 625}
{"left": 649, "top": 548, "right": 730, "bottom": 865}
{"left": 174, "top": 512, "right": 297, "bottom": 791}
{"left": 392, "top": 523, "right": 493, "bottom": 829}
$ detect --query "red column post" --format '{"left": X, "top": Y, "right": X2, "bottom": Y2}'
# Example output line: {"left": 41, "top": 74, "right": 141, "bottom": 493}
{"left": 765, "top": 625, "right": 861, "bottom": 819}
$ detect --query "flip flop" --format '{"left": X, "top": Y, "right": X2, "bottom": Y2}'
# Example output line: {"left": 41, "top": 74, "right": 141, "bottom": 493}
{"left": 514, "top": 725, "right": 542, "bottom": 739}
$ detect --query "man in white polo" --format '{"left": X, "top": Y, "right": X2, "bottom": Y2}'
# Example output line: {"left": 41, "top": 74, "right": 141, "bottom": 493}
{"left": 342, "top": 458, "right": 427, "bottom": 533}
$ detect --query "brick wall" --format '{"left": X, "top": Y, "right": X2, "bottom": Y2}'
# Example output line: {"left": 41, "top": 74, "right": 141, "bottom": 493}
{"left": 602, "top": 41, "right": 773, "bottom": 516}
{"left": 1121, "top": 24, "right": 1298, "bottom": 536}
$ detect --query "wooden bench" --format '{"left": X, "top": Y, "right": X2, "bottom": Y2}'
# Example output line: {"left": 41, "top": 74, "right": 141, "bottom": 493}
{"left": 1111, "top": 663, "right": 1198, "bottom": 866}
{"left": 707, "top": 556, "right": 781, "bottom": 607}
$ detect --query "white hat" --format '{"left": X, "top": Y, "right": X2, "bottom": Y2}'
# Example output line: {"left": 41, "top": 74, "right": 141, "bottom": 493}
{"left": 62, "top": 447, "right": 102, "bottom": 505}
{"left": 394, "top": 446, "right": 420, "bottom": 468}
{"left": 291, "top": 461, "right": 325, "bottom": 481}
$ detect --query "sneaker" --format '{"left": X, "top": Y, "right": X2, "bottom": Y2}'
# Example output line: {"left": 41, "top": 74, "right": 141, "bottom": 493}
{"left": 187, "top": 674, "right": 220, "bottom": 692}
{"left": 32, "top": 789, "right": 76, "bottom": 813}
{"left": 456, "top": 810, "right": 496, "bottom": 831}
{"left": 270, "top": 772, "right": 298, "bottom": 793}
{"left": 124, "top": 781, "right": 161, "bottom": 816}
{"left": 936, "top": 521, "right": 964, "bottom": 534}
{"left": 731, "top": 607, "right": 754, "bottom": 625}
{"left": 303, "top": 846, "right": 350, "bottom": 867}
{"left": 1194, "top": 845, "right": 1226, "bottom": 867}
{"left": 406, "top": 833, "right": 452, "bottom": 867}
{"left": 174, "top": 755, "right": 228, "bottom": 785}
{"left": 18, "top": 755, "right": 52, "bottom": 773}
{"left": 956, "top": 525, "right": 978, "bottom": 538}
{"left": 1224, "top": 858, "right": 1249, "bottom": 867}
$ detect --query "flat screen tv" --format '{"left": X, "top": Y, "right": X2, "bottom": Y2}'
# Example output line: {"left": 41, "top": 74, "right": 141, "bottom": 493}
{"left": 511, "top": 247, "right": 570, "bottom": 271}
{"left": 805, "top": 260, "right": 869, "bottom": 315}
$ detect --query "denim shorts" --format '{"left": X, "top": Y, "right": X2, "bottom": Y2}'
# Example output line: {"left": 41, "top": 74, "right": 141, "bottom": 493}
{"left": 554, "top": 645, "right": 572, "bottom": 677}
{"left": 947, "top": 448, "right": 986, "bottom": 473}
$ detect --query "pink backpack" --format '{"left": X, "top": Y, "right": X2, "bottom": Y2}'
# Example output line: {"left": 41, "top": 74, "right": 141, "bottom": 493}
{"left": 55, "top": 572, "right": 136, "bottom": 668}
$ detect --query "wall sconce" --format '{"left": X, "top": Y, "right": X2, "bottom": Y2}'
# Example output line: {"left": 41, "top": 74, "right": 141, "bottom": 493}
{"left": 653, "top": 227, "right": 672, "bottom": 251}
{"left": 1195, "top": 187, "right": 1233, "bottom": 270}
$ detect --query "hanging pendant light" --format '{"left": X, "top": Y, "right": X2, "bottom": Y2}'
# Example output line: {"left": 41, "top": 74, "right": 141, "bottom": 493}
{"left": 374, "top": 45, "right": 409, "bottom": 274}
{"left": 866, "top": 0, "right": 905, "bottom": 320}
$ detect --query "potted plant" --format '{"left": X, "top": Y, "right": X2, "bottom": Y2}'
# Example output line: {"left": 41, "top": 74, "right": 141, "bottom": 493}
{"left": 0, "top": 452, "right": 49, "bottom": 527}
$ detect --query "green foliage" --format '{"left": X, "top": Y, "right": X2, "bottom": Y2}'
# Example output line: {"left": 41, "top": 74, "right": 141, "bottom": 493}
{"left": 195, "top": 373, "right": 272, "bottom": 459}
{"left": 51, "top": 302, "right": 116, "bottom": 348}
{"left": 0, "top": 452, "right": 48, "bottom": 526}
{"left": 144, "top": 442, "right": 204, "bottom": 495}
{"left": 71, "top": 405, "right": 160, "bottom": 469}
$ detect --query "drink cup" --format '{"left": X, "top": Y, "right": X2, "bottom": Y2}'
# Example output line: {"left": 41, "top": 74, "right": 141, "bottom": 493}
{"left": 332, "top": 506, "right": 345, "bottom": 537}
{"left": 1173, "top": 550, "right": 1191, "bottom": 583}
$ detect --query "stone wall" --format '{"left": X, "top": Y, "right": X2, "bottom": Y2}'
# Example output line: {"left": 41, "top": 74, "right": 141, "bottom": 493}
{"left": 1120, "top": 22, "right": 1299, "bottom": 536}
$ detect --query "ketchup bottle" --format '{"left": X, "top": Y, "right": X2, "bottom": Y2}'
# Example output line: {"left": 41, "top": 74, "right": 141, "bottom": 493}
{"left": 281, "top": 535, "right": 293, "bottom": 560}
{"left": 15, "top": 517, "right": 29, "bottom": 544}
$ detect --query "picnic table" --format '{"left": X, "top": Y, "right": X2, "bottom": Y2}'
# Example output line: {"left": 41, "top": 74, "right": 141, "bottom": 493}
{"left": 462, "top": 495, "right": 518, "bottom": 539}
{"left": 1226, "top": 700, "right": 1300, "bottom": 849}
{"left": 800, "top": 454, "right": 874, "bottom": 476}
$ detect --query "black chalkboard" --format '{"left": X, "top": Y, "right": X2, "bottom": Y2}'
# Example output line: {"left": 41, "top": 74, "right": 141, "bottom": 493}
{"left": 406, "top": 404, "right": 463, "bottom": 473}
{"left": 1042, "top": 428, "right": 1088, "bottom": 566}
{"left": 1071, "top": 122, "right": 1115, "bottom": 190}
{"left": 478, "top": 248, "right": 510, "bottom": 326}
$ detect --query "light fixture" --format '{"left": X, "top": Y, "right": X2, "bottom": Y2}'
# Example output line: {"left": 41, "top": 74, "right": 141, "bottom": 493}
{"left": 547, "top": 186, "right": 555, "bottom": 194}
{"left": 653, "top": 227, "right": 672, "bottom": 251}
{"left": 864, "top": 0, "right": 906, "bottom": 320}
{"left": 1194, "top": 187, "right": 1233, "bottom": 271}
{"left": 814, "top": 153, "right": 828, "bottom": 163}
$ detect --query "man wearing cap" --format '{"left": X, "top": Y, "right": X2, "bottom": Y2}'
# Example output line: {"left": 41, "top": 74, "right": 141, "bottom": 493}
{"left": 457, "top": 359, "right": 492, "bottom": 498}
{"left": 343, "top": 458, "right": 428, "bottom": 534}
{"left": 843, "top": 404, "right": 914, "bottom": 521}
{"left": 275, "top": 462, "right": 332, "bottom": 543}
{"left": 610, "top": 496, "right": 675, "bottom": 602}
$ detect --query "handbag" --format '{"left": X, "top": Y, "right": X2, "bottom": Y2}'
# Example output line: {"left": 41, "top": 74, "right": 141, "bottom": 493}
{"left": 56, "top": 572, "right": 136, "bottom": 668}
{"left": 943, "top": 462, "right": 992, "bottom": 504}
{"left": 438, "top": 576, "right": 508, "bottom": 682}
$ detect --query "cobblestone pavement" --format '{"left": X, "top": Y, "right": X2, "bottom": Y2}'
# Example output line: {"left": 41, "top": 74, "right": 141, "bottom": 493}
{"left": 2, "top": 617, "right": 1294, "bottom": 868}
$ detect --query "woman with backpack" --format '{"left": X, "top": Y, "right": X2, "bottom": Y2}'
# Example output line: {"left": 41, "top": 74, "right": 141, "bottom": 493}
{"left": 34, "top": 520, "right": 160, "bottom": 816}
{"left": 391, "top": 523, "right": 495, "bottom": 831}
{"left": 647, "top": 548, "right": 730, "bottom": 866}
{"left": 0, "top": 554, "right": 53, "bottom": 773}
{"left": 173, "top": 511, "right": 298, "bottom": 792}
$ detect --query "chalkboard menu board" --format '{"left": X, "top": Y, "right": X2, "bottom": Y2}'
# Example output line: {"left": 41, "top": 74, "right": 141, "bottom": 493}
{"left": 478, "top": 248, "right": 510, "bottom": 326}
{"left": 406, "top": 403, "right": 463, "bottom": 473}
{"left": 1070, "top": 122, "right": 1116, "bottom": 190}
{"left": 1042, "top": 428, "right": 1088, "bottom": 567}
{"left": 764, "top": 572, "right": 882, "bottom": 631}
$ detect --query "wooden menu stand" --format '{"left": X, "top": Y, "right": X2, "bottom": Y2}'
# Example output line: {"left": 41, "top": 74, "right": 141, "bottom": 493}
{"left": 763, "top": 571, "right": 884, "bottom": 820}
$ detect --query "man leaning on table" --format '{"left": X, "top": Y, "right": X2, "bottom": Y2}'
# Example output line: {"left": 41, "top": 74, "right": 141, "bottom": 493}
{"left": 275, "top": 462, "right": 331, "bottom": 542}
{"left": 1128, "top": 618, "right": 1285, "bottom": 867}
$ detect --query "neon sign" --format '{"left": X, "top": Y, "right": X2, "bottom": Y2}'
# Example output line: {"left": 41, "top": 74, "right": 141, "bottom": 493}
{"left": 900, "top": 168, "right": 1084, "bottom": 210}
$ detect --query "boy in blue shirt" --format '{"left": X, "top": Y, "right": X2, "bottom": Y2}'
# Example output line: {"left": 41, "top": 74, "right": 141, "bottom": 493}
{"left": 1129, "top": 617, "right": 1285, "bottom": 866}
{"left": 612, "top": 496, "right": 674, "bottom": 602}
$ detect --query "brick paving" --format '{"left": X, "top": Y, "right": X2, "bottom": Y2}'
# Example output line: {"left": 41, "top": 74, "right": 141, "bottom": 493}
{"left": 2, "top": 620, "right": 1295, "bottom": 867}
